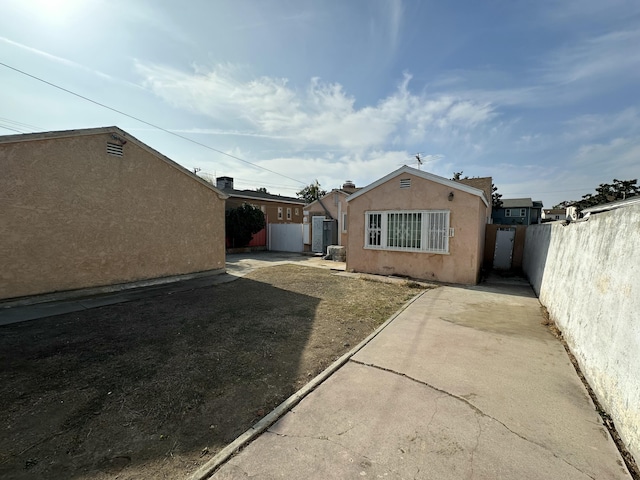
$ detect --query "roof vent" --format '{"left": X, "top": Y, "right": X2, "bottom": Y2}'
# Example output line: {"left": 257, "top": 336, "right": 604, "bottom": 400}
{"left": 107, "top": 142, "right": 123, "bottom": 157}
{"left": 400, "top": 178, "right": 411, "bottom": 189}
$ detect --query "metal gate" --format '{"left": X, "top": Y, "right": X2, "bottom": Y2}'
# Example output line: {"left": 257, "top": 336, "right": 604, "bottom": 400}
{"left": 311, "top": 216, "right": 324, "bottom": 253}
{"left": 494, "top": 228, "right": 515, "bottom": 270}
{"left": 268, "top": 224, "right": 304, "bottom": 252}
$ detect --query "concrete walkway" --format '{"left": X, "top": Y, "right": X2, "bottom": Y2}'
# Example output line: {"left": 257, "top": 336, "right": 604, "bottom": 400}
{"left": 211, "top": 278, "right": 631, "bottom": 479}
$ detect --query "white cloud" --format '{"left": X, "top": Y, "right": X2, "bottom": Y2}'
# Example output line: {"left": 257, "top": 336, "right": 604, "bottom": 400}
{"left": 0, "top": 36, "right": 141, "bottom": 89}
{"left": 387, "top": 0, "right": 404, "bottom": 51}
{"left": 573, "top": 137, "right": 640, "bottom": 173}
{"left": 135, "top": 63, "right": 496, "bottom": 151}
{"left": 539, "top": 29, "right": 640, "bottom": 85}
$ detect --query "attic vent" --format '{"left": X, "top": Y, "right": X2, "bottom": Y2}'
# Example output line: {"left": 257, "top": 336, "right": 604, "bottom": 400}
{"left": 107, "top": 142, "right": 123, "bottom": 157}
{"left": 400, "top": 178, "right": 411, "bottom": 189}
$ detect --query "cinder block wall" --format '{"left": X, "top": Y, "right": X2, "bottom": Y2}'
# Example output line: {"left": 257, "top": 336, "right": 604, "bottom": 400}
{"left": 0, "top": 132, "right": 226, "bottom": 300}
{"left": 523, "top": 205, "right": 640, "bottom": 464}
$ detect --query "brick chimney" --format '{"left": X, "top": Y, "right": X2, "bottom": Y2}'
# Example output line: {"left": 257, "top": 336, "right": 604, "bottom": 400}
{"left": 216, "top": 176, "right": 234, "bottom": 190}
{"left": 342, "top": 180, "right": 356, "bottom": 193}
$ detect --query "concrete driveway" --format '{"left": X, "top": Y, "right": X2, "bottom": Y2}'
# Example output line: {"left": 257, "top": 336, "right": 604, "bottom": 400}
{"left": 209, "top": 276, "right": 631, "bottom": 479}
{"left": 225, "top": 251, "right": 345, "bottom": 277}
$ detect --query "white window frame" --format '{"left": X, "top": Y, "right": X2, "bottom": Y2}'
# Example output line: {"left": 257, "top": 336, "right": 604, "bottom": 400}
{"left": 519, "top": 208, "right": 526, "bottom": 217}
{"left": 277, "top": 207, "right": 283, "bottom": 220}
{"left": 286, "top": 207, "right": 292, "bottom": 220}
{"left": 505, "top": 209, "right": 512, "bottom": 217}
{"left": 364, "top": 210, "right": 450, "bottom": 254}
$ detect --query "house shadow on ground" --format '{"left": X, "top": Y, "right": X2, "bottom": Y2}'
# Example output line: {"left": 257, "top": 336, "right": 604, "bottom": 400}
{"left": 0, "top": 276, "right": 320, "bottom": 479}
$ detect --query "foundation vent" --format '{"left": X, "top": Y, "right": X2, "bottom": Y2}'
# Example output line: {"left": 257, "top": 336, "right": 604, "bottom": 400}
{"left": 107, "top": 142, "right": 124, "bottom": 157}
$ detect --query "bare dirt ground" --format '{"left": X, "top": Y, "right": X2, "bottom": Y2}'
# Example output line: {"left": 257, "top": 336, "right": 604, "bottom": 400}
{"left": 0, "top": 264, "right": 427, "bottom": 480}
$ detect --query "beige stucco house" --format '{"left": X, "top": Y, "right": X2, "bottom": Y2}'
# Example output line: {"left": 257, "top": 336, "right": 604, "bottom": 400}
{"left": 303, "top": 181, "right": 359, "bottom": 252}
{"left": 346, "top": 166, "right": 490, "bottom": 285}
{"left": 0, "top": 126, "right": 227, "bottom": 301}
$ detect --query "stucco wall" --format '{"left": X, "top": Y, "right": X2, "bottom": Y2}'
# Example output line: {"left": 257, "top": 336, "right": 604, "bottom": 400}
{"left": 522, "top": 205, "right": 640, "bottom": 464}
{"left": 0, "top": 131, "right": 226, "bottom": 300}
{"left": 346, "top": 173, "right": 486, "bottom": 284}
{"left": 304, "top": 192, "right": 349, "bottom": 247}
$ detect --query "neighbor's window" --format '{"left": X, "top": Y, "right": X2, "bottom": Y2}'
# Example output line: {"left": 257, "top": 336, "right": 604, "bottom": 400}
{"left": 505, "top": 209, "right": 512, "bottom": 217}
{"left": 286, "top": 207, "right": 292, "bottom": 220}
{"left": 295, "top": 208, "right": 299, "bottom": 215}
{"left": 365, "top": 210, "right": 450, "bottom": 254}
{"left": 342, "top": 213, "right": 348, "bottom": 233}
{"left": 277, "top": 207, "right": 283, "bottom": 219}
{"left": 520, "top": 208, "right": 526, "bottom": 217}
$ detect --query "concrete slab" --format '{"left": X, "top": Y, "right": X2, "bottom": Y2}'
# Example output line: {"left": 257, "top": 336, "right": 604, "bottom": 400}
{"left": 212, "top": 280, "right": 631, "bottom": 479}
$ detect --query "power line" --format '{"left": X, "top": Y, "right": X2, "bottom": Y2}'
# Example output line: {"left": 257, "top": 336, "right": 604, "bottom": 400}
{"left": 0, "top": 124, "right": 24, "bottom": 134}
{"left": 0, "top": 61, "right": 307, "bottom": 186}
{"left": 0, "top": 117, "right": 44, "bottom": 131}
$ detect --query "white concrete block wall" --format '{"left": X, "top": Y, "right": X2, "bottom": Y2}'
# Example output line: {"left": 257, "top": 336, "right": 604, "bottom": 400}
{"left": 523, "top": 204, "right": 640, "bottom": 465}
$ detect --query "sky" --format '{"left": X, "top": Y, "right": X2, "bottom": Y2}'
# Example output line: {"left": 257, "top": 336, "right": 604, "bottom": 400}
{"left": 1, "top": 0, "right": 639, "bottom": 207}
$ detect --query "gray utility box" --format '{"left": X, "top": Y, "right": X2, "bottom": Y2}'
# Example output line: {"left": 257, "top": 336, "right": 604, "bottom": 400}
{"left": 322, "top": 219, "right": 338, "bottom": 253}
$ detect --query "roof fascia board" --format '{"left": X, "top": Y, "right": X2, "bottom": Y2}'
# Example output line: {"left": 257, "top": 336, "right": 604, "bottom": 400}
{"left": 227, "top": 193, "right": 304, "bottom": 205}
{"left": 347, "top": 165, "right": 489, "bottom": 207}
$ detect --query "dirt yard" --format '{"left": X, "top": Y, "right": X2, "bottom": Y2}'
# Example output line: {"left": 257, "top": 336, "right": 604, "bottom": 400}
{"left": 0, "top": 265, "right": 428, "bottom": 479}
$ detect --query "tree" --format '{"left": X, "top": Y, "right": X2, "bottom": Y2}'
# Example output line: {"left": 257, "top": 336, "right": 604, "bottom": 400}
{"left": 492, "top": 184, "right": 503, "bottom": 208}
{"left": 296, "top": 180, "right": 326, "bottom": 204}
{"left": 256, "top": 187, "right": 269, "bottom": 194}
{"left": 225, "top": 204, "right": 266, "bottom": 248}
{"left": 553, "top": 178, "right": 640, "bottom": 210}
{"left": 451, "top": 171, "right": 468, "bottom": 180}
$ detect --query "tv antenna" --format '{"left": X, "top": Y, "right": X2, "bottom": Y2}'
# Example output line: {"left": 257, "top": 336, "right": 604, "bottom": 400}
{"left": 407, "top": 153, "right": 443, "bottom": 170}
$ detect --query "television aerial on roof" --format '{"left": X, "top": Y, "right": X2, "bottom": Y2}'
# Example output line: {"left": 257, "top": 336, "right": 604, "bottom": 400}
{"left": 405, "top": 153, "right": 444, "bottom": 170}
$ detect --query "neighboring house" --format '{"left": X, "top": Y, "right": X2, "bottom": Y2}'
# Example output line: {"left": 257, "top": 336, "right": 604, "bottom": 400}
{"left": 542, "top": 208, "right": 567, "bottom": 222}
{"left": 303, "top": 180, "right": 359, "bottom": 252}
{"left": 492, "top": 198, "right": 543, "bottom": 225}
{"left": 346, "top": 166, "right": 490, "bottom": 285}
{"left": 0, "top": 126, "right": 227, "bottom": 301}
{"left": 216, "top": 176, "right": 305, "bottom": 224}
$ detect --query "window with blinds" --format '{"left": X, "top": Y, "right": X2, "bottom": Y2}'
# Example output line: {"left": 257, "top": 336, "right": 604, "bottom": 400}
{"left": 365, "top": 210, "right": 450, "bottom": 253}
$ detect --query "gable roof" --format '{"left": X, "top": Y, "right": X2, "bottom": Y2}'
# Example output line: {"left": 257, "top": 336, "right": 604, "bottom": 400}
{"left": 0, "top": 126, "right": 228, "bottom": 199}
{"left": 500, "top": 198, "right": 534, "bottom": 208}
{"left": 222, "top": 188, "right": 305, "bottom": 205}
{"left": 347, "top": 165, "right": 489, "bottom": 207}
{"left": 304, "top": 188, "right": 354, "bottom": 210}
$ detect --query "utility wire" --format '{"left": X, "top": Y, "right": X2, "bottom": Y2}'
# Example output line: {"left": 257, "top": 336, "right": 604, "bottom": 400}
{"left": 0, "top": 124, "right": 24, "bottom": 134}
{"left": 0, "top": 117, "right": 44, "bottom": 131}
{"left": 0, "top": 61, "right": 307, "bottom": 185}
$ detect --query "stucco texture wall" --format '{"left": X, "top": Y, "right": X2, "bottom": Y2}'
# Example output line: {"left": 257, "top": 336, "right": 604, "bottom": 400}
{"left": 346, "top": 173, "right": 487, "bottom": 284}
{"left": 0, "top": 132, "right": 226, "bottom": 300}
{"left": 304, "top": 192, "right": 349, "bottom": 247}
{"left": 522, "top": 205, "right": 640, "bottom": 464}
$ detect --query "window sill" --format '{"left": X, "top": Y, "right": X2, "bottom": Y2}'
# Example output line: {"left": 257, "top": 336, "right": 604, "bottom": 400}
{"left": 364, "top": 246, "right": 450, "bottom": 255}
